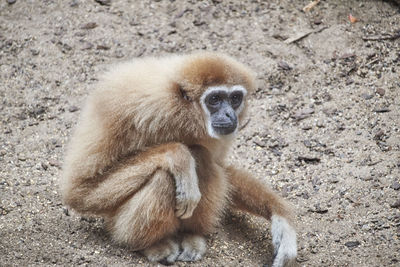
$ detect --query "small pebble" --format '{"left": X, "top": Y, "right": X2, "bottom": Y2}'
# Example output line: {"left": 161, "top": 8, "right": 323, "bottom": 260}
{"left": 49, "top": 160, "right": 60, "bottom": 168}
{"left": 345, "top": 241, "right": 360, "bottom": 248}
{"left": 344, "top": 241, "right": 360, "bottom": 248}
{"left": 41, "top": 162, "right": 48, "bottom": 171}
{"left": 81, "top": 22, "right": 98, "bottom": 30}
{"left": 94, "top": 0, "right": 110, "bottom": 6}
{"left": 361, "top": 93, "right": 374, "bottom": 100}
{"left": 390, "top": 199, "right": 400, "bottom": 208}
{"left": 68, "top": 106, "right": 79, "bottom": 113}
{"left": 376, "top": 88, "right": 385, "bottom": 96}
{"left": 97, "top": 44, "right": 110, "bottom": 50}
{"left": 31, "top": 49, "right": 39, "bottom": 56}
{"left": 390, "top": 181, "right": 400, "bottom": 191}
{"left": 277, "top": 61, "right": 292, "bottom": 71}
{"left": 81, "top": 42, "right": 93, "bottom": 50}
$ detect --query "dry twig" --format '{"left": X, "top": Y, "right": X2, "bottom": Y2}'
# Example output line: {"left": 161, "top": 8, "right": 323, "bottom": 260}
{"left": 303, "top": 0, "right": 321, "bottom": 12}
{"left": 284, "top": 26, "right": 328, "bottom": 44}
{"left": 362, "top": 31, "right": 400, "bottom": 41}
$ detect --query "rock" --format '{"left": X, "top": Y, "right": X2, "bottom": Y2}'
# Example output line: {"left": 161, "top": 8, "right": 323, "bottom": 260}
{"left": 94, "top": 0, "right": 110, "bottom": 6}
{"left": 70, "top": 0, "right": 79, "bottom": 7}
{"left": 361, "top": 93, "right": 374, "bottom": 100}
{"left": 391, "top": 181, "right": 400, "bottom": 190}
{"left": 68, "top": 105, "right": 79, "bottom": 113}
{"left": 193, "top": 20, "right": 205, "bottom": 26}
{"left": 277, "top": 61, "right": 292, "bottom": 70}
{"left": 375, "top": 88, "right": 385, "bottom": 96}
{"left": 80, "top": 22, "right": 98, "bottom": 30}
{"left": 316, "top": 120, "right": 325, "bottom": 128}
{"left": 292, "top": 108, "right": 314, "bottom": 120}
{"left": 31, "top": 49, "right": 39, "bottom": 56}
{"left": 345, "top": 241, "right": 360, "bottom": 248}
{"left": 253, "top": 139, "right": 266, "bottom": 148}
{"left": 314, "top": 18, "right": 323, "bottom": 25}
{"left": 308, "top": 203, "right": 328, "bottom": 213}
{"left": 298, "top": 156, "right": 320, "bottom": 164}
{"left": 7, "top": 0, "right": 17, "bottom": 4}
{"left": 81, "top": 42, "right": 93, "bottom": 50}
{"left": 303, "top": 140, "right": 312, "bottom": 148}
{"left": 49, "top": 160, "right": 60, "bottom": 168}
{"left": 41, "top": 162, "right": 48, "bottom": 171}
{"left": 390, "top": 199, "right": 400, "bottom": 208}
{"left": 97, "top": 44, "right": 110, "bottom": 50}
{"left": 346, "top": 78, "right": 354, "bottom": 85}
{"left": 114, "top": 50, "right": 124, "bottom": 58}
{"left": 63, "top": 207, "right": 70, "bottom": 216}
{"left": 373, "top": 107, "right": 390, "bottom": 113}
{"left": 373, "top": 130, "right": 384, "bottom": 141}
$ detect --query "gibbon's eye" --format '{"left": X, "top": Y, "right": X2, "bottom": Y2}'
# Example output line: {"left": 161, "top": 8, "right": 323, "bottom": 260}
{"left": 230, "top": 92, "right": 243, "bottom": 108}
{"left": 208, "top": 94, "right": 222, "bottom": 106}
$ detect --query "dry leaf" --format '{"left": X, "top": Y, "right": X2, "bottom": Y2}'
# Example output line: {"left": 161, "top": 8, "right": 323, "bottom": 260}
{"left": 348, "top": 14, "right": 359, "bottom": 23}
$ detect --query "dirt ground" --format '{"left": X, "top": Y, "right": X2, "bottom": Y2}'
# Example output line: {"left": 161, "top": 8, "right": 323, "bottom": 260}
{"left": 0, "top": 0, "right": 399, "bottom": 266}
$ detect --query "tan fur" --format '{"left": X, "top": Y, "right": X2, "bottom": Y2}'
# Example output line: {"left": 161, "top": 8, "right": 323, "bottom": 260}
{"left": 61, "top": 52, "right": 295, "bottom": 264}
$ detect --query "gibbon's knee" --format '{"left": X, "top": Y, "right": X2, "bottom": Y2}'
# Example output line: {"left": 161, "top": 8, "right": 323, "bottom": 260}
{"left": 107, "top": 169, "right": 180, "bottom": 250}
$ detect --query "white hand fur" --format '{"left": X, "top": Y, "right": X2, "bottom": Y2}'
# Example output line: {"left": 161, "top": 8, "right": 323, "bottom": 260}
{"left": 172, "top": 156, "right": 201, "bottom": 219}
{"left": 271, "top": 215, "right": 297, "bottom": 267}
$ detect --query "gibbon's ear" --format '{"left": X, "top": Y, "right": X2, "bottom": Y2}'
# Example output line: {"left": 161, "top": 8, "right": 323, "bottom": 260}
{"left": 172, "top": 82, "right": 192, "bottom": 102}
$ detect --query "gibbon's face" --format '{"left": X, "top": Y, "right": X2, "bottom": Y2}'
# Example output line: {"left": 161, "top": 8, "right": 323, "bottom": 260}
{"left": 200, "top": 85, "right": 247, "bottom": 139}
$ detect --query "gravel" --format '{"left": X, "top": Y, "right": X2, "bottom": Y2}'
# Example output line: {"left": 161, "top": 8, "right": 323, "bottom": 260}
{"left": 1, "top": 0, "right": 399, "bottom": 266}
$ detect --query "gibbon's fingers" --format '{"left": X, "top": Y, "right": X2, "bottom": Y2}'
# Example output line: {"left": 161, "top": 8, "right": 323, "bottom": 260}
{"left": 271, "top": 215, "right": 297, "bottom": 267}
{"left": 226, "top": 166, "right": 297, "bottom": 266}
{"left": 174, "top": 155, "right": 201, "bottom": 219}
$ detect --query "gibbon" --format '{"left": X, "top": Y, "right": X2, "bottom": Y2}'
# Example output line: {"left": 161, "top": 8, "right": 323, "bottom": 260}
{"left": 61, "top": 52, "right": 297, "bottom": 267}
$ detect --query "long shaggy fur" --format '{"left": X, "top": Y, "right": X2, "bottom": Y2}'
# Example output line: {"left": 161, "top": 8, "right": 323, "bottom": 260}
{"left": 61, "top": 52, "right": 296, "bottom": 266}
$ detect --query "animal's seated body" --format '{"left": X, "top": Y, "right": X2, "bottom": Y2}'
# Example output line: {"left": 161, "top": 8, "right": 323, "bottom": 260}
{"left": 61, "top": 52, "right": 297, "bottom": 267}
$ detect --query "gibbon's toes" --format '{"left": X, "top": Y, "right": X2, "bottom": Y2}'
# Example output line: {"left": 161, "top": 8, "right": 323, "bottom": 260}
{"left": 270, "top": 215, "right": 297, "bottom": 267}
{"left": 177, "top": 234, "right": 206, "bottom": 262}
{"left": 142, "top": 238, "right": 180, "bottom": 264}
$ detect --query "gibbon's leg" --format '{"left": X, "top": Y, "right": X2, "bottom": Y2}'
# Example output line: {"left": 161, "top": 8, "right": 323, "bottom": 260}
{"left": 63, "top": 143, "right": 202, "bottom": 257}
{"left": 112, "top": 145, "right": 217, "bottom": 263}
{"left": 109, "top": 169, "right": 180, "bottom": 257}
{"left": 226, "top": 166, "right": 297, "bottom": 267}
{"left": 63, "top": 143, "right": 201, "bottom": 220}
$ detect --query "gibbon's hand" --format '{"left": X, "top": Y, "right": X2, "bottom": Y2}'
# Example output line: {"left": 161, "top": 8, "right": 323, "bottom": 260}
{"left": 173, "top": 156, "right": 201, "bottom": 219}
{"left": 271, "top": 215, "right": 297, "bottom": 267}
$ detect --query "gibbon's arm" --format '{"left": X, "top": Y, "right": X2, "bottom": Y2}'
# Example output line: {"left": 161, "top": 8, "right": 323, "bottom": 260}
{"left": 226, "top": 166, "right": 297, "bottom": 267}
{"left": 62, "top": 143, "right": 201, "bottom": 219}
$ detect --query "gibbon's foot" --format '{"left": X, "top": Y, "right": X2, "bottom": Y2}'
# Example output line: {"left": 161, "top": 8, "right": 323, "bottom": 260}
{"left": 174, "top": 155, "right": 202, "bottom": 219}
{"left": 177, "top": 234, "right": 206, "bottom": 262}
{"left": 271, "top": 215, "right": 297, "bottom": 267}
{"left": 142, "top": 238, "right": 180, "bottom": 264}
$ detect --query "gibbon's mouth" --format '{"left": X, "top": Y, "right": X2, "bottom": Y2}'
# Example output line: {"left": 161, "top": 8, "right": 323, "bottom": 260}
{"left": 212, "top": 122, "right": 237, "bottom": 135}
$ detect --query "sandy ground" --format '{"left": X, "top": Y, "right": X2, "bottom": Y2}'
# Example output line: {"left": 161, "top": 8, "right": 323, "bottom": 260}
{"left": 1, "top": 0, "right": 399, "bottom": 266}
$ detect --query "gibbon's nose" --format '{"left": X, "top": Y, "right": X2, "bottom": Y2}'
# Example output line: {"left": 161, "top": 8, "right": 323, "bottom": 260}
{"left": 211, "top": 111, "right": 237, "bottom": 135}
